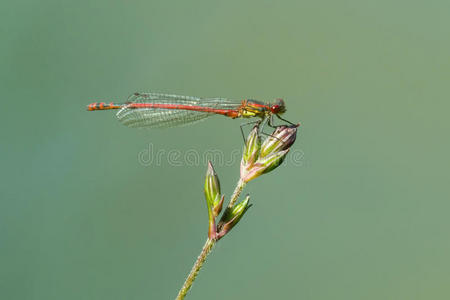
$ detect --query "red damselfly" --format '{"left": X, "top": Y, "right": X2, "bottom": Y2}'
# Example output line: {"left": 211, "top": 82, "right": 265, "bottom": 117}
{"left": 87, "top": 92, "right": 293, "bottom": 137}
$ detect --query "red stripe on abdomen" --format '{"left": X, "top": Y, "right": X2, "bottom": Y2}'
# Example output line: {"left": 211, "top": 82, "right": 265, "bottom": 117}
{"left": 127, "top": 103, "right": 240, "bottom": 118}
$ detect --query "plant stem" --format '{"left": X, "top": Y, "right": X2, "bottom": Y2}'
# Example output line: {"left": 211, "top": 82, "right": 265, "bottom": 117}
{"left": 175, "top": 238, "right": 215, "bottom": 300}
{"left": 228, "top": 178, "right": 246, "bottom": 208}
{"left": 176, "top": 179, "right": 246, "bottom": 299}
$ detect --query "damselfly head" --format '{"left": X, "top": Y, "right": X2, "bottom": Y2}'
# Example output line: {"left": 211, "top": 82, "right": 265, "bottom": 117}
{"left": 270, "top": 98, "right": 286, "bottom": 114}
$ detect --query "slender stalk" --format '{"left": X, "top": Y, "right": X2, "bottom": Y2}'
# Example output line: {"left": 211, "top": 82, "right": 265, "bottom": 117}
{"left": 228, "top": 178, "right": 246, "bottom": 208}
{"left": 175, "top": 238, "right": 215, "bottom": 300}
{"left": 176, "top": 179, "right": 246, "bottom": 299}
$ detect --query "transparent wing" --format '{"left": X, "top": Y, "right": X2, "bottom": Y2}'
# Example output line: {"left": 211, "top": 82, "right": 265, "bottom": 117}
{"left": 116, "top": 92, "right": 240, "bottom": 129}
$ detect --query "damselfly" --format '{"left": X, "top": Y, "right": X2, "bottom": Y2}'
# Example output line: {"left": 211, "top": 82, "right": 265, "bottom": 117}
{"left": 87, "top": 92, "right": 293, "bottom": 136}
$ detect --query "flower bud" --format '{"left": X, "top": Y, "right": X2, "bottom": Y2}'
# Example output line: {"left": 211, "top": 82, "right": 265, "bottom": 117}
{"left": 217, "top": 195, "right": 251, "bottom": 240}
{"left": 204, "top": 161, "right": 221, "bottom": 215}
{"left": 204, "top": 161, "right": 222, "bottom": 239}
{"left": 241, "top": 149, "right": 290, "bottom": 182}
{"left": 213, "top": 195, "right": 224, "bottom": 217}
{"left": 260, "top": 124, "right": 299, "bottom": 157}
{"left": 240, "top": 124, "right": 299, "bottom": 183}
{"left": 242, "top": 125, "right": 261, "bottom": 166}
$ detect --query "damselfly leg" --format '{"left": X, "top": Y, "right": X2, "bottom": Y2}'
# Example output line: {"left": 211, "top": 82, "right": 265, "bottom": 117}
{"left": 268, "top": 114, "right": 297, "bottom": 127}
{"left": 258, "top": 115, "right": 299, "bottom": 145}
{"left": 239, "top": 119, "right": 264, "bottom": 143}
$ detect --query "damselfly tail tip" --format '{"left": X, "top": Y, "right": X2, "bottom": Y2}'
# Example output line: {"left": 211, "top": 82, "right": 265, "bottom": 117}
{"left": 86, "top": 102, "right": 96, "bottom": 111}
{"left": 86, "top": 102, "right": 122, "bottom": 111}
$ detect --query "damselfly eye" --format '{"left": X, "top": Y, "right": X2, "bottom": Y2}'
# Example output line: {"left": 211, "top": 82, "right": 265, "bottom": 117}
{"left": 271, "top": 104, "right": 280, "bottom": 112}
{"left": 270, "top": 99, "right": 286, "bottom": 114}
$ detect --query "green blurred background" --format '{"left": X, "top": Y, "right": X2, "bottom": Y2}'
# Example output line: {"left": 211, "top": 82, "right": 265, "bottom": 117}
{"left": 1, "top": 0, "right": 449, "bottom": 299}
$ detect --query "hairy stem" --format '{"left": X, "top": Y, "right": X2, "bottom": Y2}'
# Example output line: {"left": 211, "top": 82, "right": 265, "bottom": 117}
{"left": 176, "top": 179, "right": 246, "bottom": 299}
{"left": 228, "top": 178, "right": 246, "bottom": 208}
{"left": 175, "top": 238, "right": 215, "bottom": 300}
